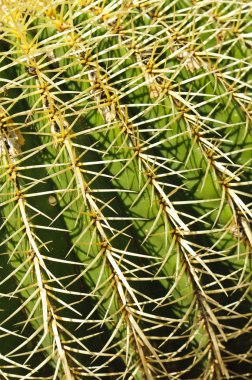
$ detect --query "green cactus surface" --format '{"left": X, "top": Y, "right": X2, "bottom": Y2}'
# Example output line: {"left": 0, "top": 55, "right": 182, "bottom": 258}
{"left": 0, "top": 0, "right": 251, "bottom": 379}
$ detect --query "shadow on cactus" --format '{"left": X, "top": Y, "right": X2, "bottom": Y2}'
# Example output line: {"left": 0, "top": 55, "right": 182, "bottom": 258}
{"left": 0, "top": 1, "right": 251, "bottom": 379}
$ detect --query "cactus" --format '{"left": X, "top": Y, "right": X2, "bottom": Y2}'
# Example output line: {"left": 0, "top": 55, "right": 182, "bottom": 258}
{"left": 0, "top": 0, "right": 251, "bottom": 379}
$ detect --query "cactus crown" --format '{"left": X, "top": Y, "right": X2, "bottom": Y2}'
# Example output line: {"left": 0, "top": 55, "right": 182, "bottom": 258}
{"left": 0, "top": 0, "right": 251, "bottom": 379}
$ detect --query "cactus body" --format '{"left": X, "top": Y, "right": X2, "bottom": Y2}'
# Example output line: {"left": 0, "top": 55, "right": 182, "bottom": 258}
{"left": 0, "top": 1, "right": 251, "bottom": 379}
